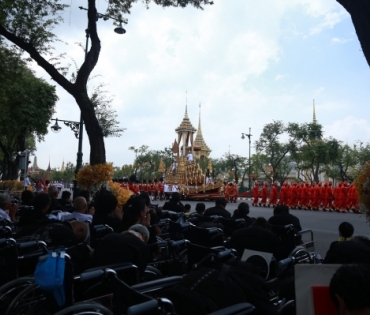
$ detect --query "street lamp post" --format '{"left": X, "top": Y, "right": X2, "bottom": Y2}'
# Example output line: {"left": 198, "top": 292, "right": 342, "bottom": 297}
{"left": 241, "top": 128, "right": 252, "bottom": 190}
{"left": 51, "top": 118, "right": 83, "bottom": 196}
{"left": 18, "top": 149, "right": 31, "bottom": 189}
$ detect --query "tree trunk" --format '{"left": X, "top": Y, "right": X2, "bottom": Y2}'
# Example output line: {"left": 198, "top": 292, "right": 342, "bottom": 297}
{"left": 74, "top": 92, "right": 106, "bottom": 165}
{"left": 337, "top": 0, "right": 370, "bottom": 68}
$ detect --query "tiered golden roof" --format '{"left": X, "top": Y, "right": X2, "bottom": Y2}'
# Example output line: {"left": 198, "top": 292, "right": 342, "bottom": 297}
{"left": 175, "top": 105, "right": 197, "bottom": 133}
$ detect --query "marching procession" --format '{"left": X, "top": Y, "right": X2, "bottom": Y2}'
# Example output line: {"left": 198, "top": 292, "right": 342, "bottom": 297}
{"left": 251, "top": 180, "right": 359, "bottom": 213}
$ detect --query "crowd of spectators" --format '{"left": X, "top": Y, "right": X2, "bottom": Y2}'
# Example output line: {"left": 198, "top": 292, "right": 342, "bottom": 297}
{"left": 0, "top": 186, "right": 369, "bottom": 314}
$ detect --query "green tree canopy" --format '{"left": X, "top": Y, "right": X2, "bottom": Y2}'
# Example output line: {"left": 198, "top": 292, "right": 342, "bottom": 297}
{"left": 289, "top": 122, "right": 340, "bottom": 182}
{"left": 255, "top": 120, "right": 298, "bottom": 182}
{"left": 0, "top": 45, "right": 57, "bottom": 179}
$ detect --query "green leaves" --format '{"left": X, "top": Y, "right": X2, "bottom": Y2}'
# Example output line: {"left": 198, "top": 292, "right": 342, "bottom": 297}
{"left": 0, "top": 45, "right": 57, "bottom": 178}
{"left": 90, "top": 83, "right": 126, "bottom": 138}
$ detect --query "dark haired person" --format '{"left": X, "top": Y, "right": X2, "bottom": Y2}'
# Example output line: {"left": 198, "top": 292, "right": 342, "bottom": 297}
{"left": 232, "top": 202, "right": 253, "bottom": 227}
{"left": 162, "top": 192, "right": 185, "bottom": 213}
{"left": 268, "top": 205, "right": 302, "bottom": 232}
{"left": 21, "top": 190, "right": 34, "bottom": 207}
{"left": 58, "top": 190, "right": 73, "bottom": 211}
{"left": 48, "top": 184, "right": 62, "bottom": 213}
{"left": 338, "top": 222, "right": 354, "bottom": 242}
{"left": 324, "top": 235, "right": 370, "bottom": 264}
{"left": 195, "top": 202, "right": 206, "bottom": 215}
{"left": 204, "top": 198, "right": 231, "bottom": 218}
{"left": 92, "top": 190, "right": 123, "bottom": 233}
{"left": 122, "top": 195, "right": 149, "bottom": 231}
{"left": 17, "top": 192, "right": 53, "bottom": 237}
{"left": 184, "top": 204, "right": 191, "bottom": 214}
{"left": 330, "top": 264, "right": 370, "bottom": 315}
{"left": 268, "top": 205, "right": 302, "bottom": 257}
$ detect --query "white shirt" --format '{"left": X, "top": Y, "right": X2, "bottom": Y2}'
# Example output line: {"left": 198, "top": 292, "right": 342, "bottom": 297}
{"left": 172, "top": 185, "right": 178, "bottom": 192}
{"left": 186, "top": 153, "right": 193, "bottom": 161}
{"left": 24, "top": 177, "right": 31, "bottom": 187}
{"left": 164, "top": 184, "right": 169, "bottom": 192}
{"left": 72, "top": 212, "right": 93, "bottom": 222}
{"left": 0, "top": 208, "right": 11, "bottom": 221}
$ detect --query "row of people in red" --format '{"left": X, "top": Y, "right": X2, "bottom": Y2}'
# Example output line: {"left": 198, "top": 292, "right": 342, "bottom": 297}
{"left": 252, "top": 180, "right": 359, "bottom": 213}
{"left": 119, "top": 176, "right": 165, "bottom": 200}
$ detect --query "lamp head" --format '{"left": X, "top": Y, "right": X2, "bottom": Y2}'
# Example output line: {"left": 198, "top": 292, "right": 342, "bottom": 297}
{"left": 241, "top": 133, "right": 245, "bottom": 139}
{"left": 114, "top": 22, "right": 126, "bottom": 34}
{"left": 51, "top": 119, "right": 61, "bottom": 133}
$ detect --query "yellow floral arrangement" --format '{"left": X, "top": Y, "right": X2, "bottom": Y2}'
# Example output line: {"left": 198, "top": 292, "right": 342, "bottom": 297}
{"left": 77, "top": 163, "right": 114, "bottom": 196}
{"left": 108, "top": 180, "right": 133, "bottom": 208}
{"left": 355, "top": 161, "right": 370, "bottom": 221}
{"left": 77, "top": 163, "right": 133, "bottom": 207}
{"left": 0, "top": 180, "right": 23, "bottom": 191}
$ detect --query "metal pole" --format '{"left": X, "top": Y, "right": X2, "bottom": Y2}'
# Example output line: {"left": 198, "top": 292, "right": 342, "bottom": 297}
{"left": 72, "top": 29, "right": 88, "bottom": 198}
{"left": 248, "top": 127, "right": 251, "bottom": 190}
{"left": 24, "top": 151, "right": 28, "bottom": 190}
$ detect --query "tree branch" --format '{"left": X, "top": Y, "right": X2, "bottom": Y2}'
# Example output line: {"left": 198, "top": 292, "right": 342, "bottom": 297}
{"left": 75, "top": 0, "right": 101, "bottom": 93}
{"left": 0, "top": 25, "right": 74, "bottom": 95}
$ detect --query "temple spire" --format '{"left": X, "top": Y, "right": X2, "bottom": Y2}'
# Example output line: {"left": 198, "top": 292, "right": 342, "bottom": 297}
{"left": 184, "top": 91, "right": 189, "bottom": 119}
{"left": 47, "top": 158, "right": 51, "bottom": 172}
{"left": 313, "top": 99, "right": 317, "bottom": 124}
{"left": 197, "top": 103, "right": 203, "bottom": 136}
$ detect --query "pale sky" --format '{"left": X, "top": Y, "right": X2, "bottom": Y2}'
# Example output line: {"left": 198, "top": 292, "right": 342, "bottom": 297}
{"left": 31, "top": 0, "right": 370, "bottom": 170}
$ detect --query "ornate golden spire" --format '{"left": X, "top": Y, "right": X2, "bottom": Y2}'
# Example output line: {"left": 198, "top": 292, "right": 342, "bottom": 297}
{"left": 194, "top": 103, "right": 211, "bottom": 155}
{"left": 175, "top": 97, "right": 196, "bottom": 133}
{"left": 313, "top": 99, "right": 317, "bottom": 124}
{"left": 197, "top": 102, "right": 203, "bottom": 136}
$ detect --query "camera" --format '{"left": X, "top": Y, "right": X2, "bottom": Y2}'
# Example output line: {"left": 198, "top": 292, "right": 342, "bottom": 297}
{"left": 11, "top": 198, "right": 18, "bottom": 205}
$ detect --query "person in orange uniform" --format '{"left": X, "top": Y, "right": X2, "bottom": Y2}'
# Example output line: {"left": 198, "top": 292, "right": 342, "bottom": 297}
{"left": 252, "top": 181, "right": 259, "bottom": 206}
{"left": 157, "top": 178, "right": 164, "bottom": 200}
{"left": 128, "top": 174, "right": 140, "bottom": 195}
{"left": 318, "top": 181, "right": 325, "bottom": 210}
{"left": 343, "top": 181, "right": 351, "bottom": 211}
{"left": 289, "top": 182, "right": 298, "bottom": 209}
{"left": 300, "top": 182, "right": 310, "bottom": 210}
{"left": 349, "top": 183, "right": 359, "bottom": 213}
{"left": 333, "top": 182, "right": 342, "bottom": 211}
{"left": 334, "top": 182, "right": 346, "bottom": 212}
{"left": 260, "top": 182, "right": 268, "bottom": 207}
{"left": 279, "top": 182, "right": 287, "bottom": 206}
{"left": 224, "top": 182, "right": 231, "bottom": 202}
{"left": 286, "top": 182, "right": 292, "bottom": 207}
{"left": 268, "top": 181, "right": 278, "bottom": 207}
{"left": 310, "top": 181, "right": 320, "bottom": 211}
{"left": 230, "top": 183, "right": 238, "bottom": 203}
{"left": 323, "top": 181, "right": 334, "bottom": 212}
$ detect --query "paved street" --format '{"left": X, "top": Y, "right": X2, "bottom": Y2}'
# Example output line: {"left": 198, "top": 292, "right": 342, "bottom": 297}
{"left": 154, "top": 199, "right": 370, "bottom": 258}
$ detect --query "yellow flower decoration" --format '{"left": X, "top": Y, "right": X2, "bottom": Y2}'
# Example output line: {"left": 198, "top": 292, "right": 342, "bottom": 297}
{"left": 77, "top": 163, "right": 114, "bottom": 196}
{"left": 108, "top": 180, "right": 133, "bottom": 208}
{"left": 355, "top": 161, "right": 370, "bottom": 221}
{"left": 77, "top": 163, "right": 134, "bottom": 207}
